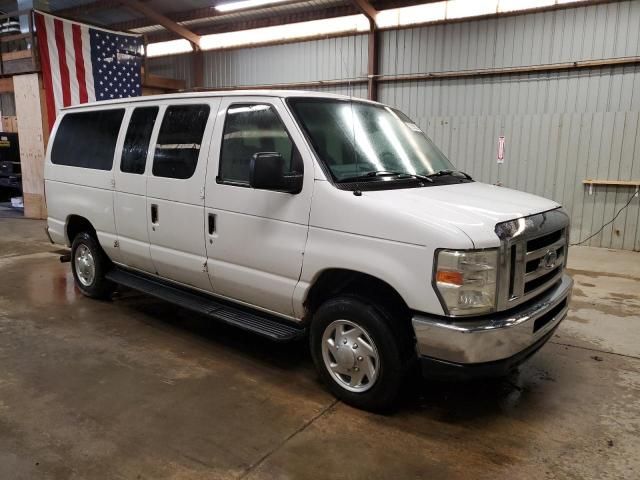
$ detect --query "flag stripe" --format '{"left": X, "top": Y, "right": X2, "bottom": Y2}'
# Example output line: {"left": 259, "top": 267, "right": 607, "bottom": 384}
{"left": 34, "top": 13, "right": 56, "bottom": 130}
{"left": 44, "top": 15, "right": 63, "bottom": 116}
{"left": 63, "top": 21, "right": 79, "bottom": 105}
{"left": 80, "top": 27, "right": 96, "bottom": 102}
{"left": 71, "top": 24, "right": 88, "bottom": 103}
{"left": 53, "top": 19, "right": 71, "bottom": 107}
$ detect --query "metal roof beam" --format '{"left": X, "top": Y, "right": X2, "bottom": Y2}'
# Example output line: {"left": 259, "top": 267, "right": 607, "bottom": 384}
{"left": 108, "top": 0, "right": 307, "bottom": 32}
{"left": 142, "top": 5, "right": 359, "bottom": 42}
{"left": 349, "top": 0, "right": 377, "bottom": 23}
{"left": 53, "top": 0, "right": 123, "bottom": 18}
{"left": 120, "top": 0, "right": 201, "bottom": 47}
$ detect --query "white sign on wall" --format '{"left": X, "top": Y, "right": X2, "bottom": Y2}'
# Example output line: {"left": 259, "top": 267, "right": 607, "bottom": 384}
{"left": 497, "top": 135, "right": 505, "bottom": 164}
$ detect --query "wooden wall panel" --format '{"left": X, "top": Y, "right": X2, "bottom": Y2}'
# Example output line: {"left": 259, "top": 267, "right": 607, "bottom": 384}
{"left": 13, "top": 73, "right": 47, "bottom": 219}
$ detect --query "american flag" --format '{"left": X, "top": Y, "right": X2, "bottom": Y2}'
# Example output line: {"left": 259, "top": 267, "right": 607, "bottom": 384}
{"left": 34, "top": 11, "right": 144, "bottom": 129}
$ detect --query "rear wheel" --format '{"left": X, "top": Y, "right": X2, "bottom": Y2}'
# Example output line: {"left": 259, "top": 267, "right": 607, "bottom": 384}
{"left": 71, "top": 232, "right": 115, "bottom": 299}
{"left": 310, "top": 296, "right": 410, "bottom": 412}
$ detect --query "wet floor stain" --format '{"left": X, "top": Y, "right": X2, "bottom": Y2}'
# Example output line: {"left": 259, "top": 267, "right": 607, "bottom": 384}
{"left": 1, "top": 223, "right": 640, "bottom": 479}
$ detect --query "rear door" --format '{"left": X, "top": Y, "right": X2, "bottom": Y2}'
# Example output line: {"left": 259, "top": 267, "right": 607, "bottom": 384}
{"left": 45, "top": 107, "right": 125, "bottom": 262}
{"left": 146, "top": 99, "right": 220, "bottom": 291}
{"left": 113, "top": 105, "right": 159, "bottom": 273}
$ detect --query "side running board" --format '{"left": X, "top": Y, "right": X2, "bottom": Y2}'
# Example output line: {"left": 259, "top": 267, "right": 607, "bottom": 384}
{"left": 106, "top": 268, "right": 306, "bottom": 342}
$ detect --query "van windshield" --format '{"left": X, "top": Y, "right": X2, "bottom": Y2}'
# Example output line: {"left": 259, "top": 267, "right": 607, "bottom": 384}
{"left": 288, "top": 98, "right": 455, "bottom": 183}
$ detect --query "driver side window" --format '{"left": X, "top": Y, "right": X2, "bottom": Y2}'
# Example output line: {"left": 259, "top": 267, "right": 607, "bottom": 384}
{"left": 217, "top": 103, "right": 302, "bottom": 185}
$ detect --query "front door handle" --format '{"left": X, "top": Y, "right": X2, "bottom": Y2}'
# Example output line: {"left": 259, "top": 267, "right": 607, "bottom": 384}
{"left": 151, "top": 204, "right": 159, "bottom": 224}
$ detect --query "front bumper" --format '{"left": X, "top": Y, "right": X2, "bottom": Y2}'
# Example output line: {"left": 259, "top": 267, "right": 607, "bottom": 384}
{"left": 412, "top": 274, "right": 572, "bottom": 376}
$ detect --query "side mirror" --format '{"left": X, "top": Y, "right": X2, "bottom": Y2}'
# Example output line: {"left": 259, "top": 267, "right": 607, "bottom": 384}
{"left": 249, "top": 152, "right": 303, "bottom": 194}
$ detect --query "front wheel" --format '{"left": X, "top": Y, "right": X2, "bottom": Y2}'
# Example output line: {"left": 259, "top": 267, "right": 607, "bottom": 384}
{"left": 310, "top": 296, "right": 410, "bottom": 412}
{"left": 71, "top": 232, "right": 115, "bottom": 299}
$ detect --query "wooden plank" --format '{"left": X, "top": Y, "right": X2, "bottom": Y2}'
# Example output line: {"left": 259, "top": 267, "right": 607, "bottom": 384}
{"left": 13, "top": 73, "right": 47, "bottom": 219}
{"left": 0, "top": 32, "right": 32, "bottom": 43}
{"left": 142, "top": 86, "right": 168, "bottom": 96}
{"left": 1, "top": 50, "right": 32, "bottom": 61}
{"left": 376, "top": 56, "right": 640, "bottom": 83}
{"left": 0, "top": 77, "right": 14, "bottom": 92}
{"left": 2, "top": 57, "right": 37, "bottom": 75}
{"left": 23, "top": 192, "right": 46, "bottom": 219}
{"left": 582, "top": 179, "right": 640, "bottom": 186}
{"left": 1, "top": 116, "right": 18, "bottom": 132}
{"left": 142, "top": 73, "right": 186, "bottom": 91}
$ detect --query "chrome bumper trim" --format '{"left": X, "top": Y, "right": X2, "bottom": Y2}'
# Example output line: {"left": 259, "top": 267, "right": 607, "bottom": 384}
{"left": 412, "top": 274, "right": 573, "bottom": 364}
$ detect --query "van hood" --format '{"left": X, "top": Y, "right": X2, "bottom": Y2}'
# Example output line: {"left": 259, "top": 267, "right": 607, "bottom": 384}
{"left": 363, "top": 181, "right": 560, "bottom": 248}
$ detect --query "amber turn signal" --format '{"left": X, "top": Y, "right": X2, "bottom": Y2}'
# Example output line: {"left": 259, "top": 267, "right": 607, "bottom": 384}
{"left": 436, "top": 270, "right": 464, "bottom": 286}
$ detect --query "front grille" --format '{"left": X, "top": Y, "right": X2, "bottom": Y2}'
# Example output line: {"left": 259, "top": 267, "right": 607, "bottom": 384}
{"left": 524, "top": 265, "right": 561, "bottom": 293}
{"left": 527, "top": 230, "right": 563, "bottom": 251}
{"left": 495, "top": 209, "right": 569, "bottom": 311}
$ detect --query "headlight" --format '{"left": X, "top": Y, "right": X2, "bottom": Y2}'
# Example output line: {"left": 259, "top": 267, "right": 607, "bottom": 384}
{"left": 433, "top": 249, "right": 498, "bottom": 316}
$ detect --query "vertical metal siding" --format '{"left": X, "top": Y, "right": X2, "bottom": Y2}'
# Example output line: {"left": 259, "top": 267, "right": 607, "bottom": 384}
{"left": 380, "top": 1, "right": 640, "bottom": 250}
{"left": 202, "top": 34, "right": 368, "bottom": 90}
{"left": 147, "top": 54, "right": 194, "bottom": 89}
{"left": 0, "top": 93, "right": 16, "bottom": 116}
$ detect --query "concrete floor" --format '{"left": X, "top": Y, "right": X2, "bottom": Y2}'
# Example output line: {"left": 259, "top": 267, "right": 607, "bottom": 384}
{"left": 0, "top": 218, "right": 639, "bottom": 480}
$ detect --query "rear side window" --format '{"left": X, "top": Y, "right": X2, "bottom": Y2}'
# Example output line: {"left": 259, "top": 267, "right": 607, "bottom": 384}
{"left": 121, "top": 106, "right": 159, "bottom": 175}
{"left": 152, "top": 104, "right": 210, "bottom": 179}
{"left": 51, "top": 109, "right": 125, "bottom": 170}
{"left": 218, "top": 104, "right": 298, "bottom": 185}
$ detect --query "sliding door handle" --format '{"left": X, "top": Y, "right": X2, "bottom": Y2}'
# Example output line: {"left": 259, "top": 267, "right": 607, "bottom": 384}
{"left": 208, "top": 213, "right": 216, "bottom": 235}
{"left": 151, "top": 204, "right": 159, "bottom": 224}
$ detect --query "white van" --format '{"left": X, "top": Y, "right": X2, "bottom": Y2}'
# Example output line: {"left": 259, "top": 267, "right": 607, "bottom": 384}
{"left": 45, "top": 90, "right": 572, "bottom": 411}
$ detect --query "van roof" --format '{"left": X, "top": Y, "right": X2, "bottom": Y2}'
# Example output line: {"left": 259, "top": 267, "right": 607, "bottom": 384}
{"left": 61, "top": 89, "right": 381, "bottom": 111}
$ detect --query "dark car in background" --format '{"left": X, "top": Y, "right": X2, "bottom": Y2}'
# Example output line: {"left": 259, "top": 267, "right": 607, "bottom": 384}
{"left": 0, "top": 132, "right": 21, "bottom": 199}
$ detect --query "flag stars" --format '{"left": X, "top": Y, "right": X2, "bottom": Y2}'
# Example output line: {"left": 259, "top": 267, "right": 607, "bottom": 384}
{"left": 89, "top": 29, "right": 142, "bottom": 101}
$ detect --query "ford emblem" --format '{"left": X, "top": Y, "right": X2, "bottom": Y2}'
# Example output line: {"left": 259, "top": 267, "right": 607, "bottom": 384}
{"left": 541, "top": 250, "right": 558, "bottom": 270}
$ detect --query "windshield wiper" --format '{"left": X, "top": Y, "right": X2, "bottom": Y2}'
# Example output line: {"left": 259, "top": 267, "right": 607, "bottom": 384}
{"left": 338, "top": 170, "right": 434, "bottom": 183}
{"left": 427, "top": 169, "right": 473, "bottom": 180}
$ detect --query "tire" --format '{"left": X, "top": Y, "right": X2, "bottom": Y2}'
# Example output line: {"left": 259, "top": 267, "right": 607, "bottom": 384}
{"left": 71, "top": 232, "right": 115, "bottom": 299}
{"left": 310, "top": 295, "right": 411, "bottom": 412}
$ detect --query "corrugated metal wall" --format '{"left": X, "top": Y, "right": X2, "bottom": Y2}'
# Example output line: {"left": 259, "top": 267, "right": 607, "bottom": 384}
{"left": 147, "top": 54, "right": 194, "bottom": 89}
{"left": 0, "top": 93, "right": 16, "bottom": 117}
{"left": 148, "top": 0, "right": 640, "bottom": 250}
{"left": 203, "top": 34, "right": 369, "bottom": 97}
{"left": 378, "top": 1, "right": 640, "bottom": 250}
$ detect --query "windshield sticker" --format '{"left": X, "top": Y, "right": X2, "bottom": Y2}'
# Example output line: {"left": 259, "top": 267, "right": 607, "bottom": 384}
{"left": 406, "top": 122, "right": 422, "bottom": 132}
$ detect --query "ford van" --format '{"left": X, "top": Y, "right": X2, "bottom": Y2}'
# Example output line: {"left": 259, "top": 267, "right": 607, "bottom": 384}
{"left": 45, "top": 91, "right": 573, "bottom": 411}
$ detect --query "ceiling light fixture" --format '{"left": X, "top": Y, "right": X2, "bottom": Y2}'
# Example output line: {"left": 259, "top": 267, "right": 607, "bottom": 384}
{"left": 200, "top": 14, "right": 370, "bottom": 50}
{"left": 215, "top": 0, "right": 291, "bottom": 13}
{"left": 146, "top": 38, "right": 193, "bottom": 57}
